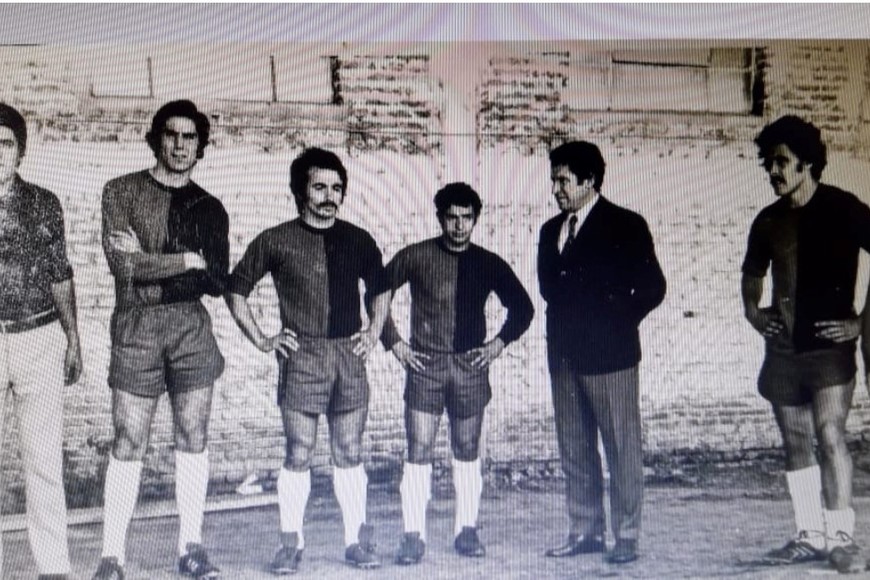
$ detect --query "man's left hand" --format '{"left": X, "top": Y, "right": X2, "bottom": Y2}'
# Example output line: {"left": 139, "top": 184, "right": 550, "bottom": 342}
{"left": 109, "top": 227, "right": 142, "bottom": 253}
{"left": 351, "top": 327, "right": 379, "bottom": 359}
{"left": 469, "top": 338, "right": 505, "bottom": 369}
{"left": 64, "top": 343, "right": 82, "bottom": 385}
{"left": 815, "top": 318, "right": 861, "bottom": 343}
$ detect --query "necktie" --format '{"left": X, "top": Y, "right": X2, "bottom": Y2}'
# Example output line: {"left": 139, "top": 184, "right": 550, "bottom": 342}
{"left": 562, "top": 215, "right": 577, "bottom": 254}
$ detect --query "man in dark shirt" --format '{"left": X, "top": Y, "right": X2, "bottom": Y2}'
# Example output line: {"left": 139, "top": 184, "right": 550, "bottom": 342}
{"left": 226, "top": 148, "right": 390, "bottom": 574}
{"left": 742, "top": 116, "right": 870, "bottom": 573}
{"left": 381, "top": 183, "right": 533, "bottom": 564}
{"left": 92, "top": 100, "right": 228, "bottom": 580}
{"left": 538, "top": 141, "right": 666, "bottom": 565}
{"left": 0, "top": 103, "right": 82, "bottom": 580}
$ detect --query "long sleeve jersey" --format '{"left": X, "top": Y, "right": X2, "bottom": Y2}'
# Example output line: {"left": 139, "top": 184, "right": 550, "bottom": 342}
{"left": 101, "top": 170, "right": 229, "bottom": 310}
{"left": 381, "top": 237, "right": 534, "bottom": 353}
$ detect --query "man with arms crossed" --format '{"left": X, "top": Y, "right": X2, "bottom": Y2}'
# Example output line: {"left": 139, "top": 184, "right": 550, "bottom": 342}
{"left": 742, "top": 115, "right": 870, "bottom": 573}
{"left": 92, "top": 100, "right": 229, "bottom": 580}
{"left": 0, "top": 103, "right": 82, "bottom": 580}
{"left": 226, "top": 147, "right": 389, "bottom": 574}
{"left": 539, "top": 141, "right": 666, "bottom": 565}
{"left": 381, "top": 183, "right": 534, "bottom": 564}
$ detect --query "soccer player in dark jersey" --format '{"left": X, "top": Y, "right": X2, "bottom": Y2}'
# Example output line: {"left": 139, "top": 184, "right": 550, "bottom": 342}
{"left": 92, "top": 100, "right": 228, "bottom": 580}
{"left": 382, "top": 183, "right": 534, "bottom": 564}
{"left": 0, "top": 103, "right": 82, "bottom": 580}
{"left": 742, "top": 116, "right": 870, "bottom": 573}
{"left": 226, "top": 148, "right": 390, "bottom": 574}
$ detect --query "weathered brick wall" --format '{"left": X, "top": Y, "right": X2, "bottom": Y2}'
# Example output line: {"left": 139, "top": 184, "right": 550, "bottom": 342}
{"left": 2, "top": 41, "right": 870, "bottom": 510}
{"left": 339, "top": 54, "right": 442, "bottom": 154}
{"left": 478, "top": 41, "right": 869, "bottom": 153}
{"left": 856, "top": 47, "right": 870, "bottom": 154}
{"left": 762, "top": 42, "right": 867, "bottom": 151}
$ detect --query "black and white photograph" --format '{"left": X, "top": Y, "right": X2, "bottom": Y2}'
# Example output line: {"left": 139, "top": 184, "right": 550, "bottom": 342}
{"left": 2, "top": 4, "right": 870, "bottom": 579}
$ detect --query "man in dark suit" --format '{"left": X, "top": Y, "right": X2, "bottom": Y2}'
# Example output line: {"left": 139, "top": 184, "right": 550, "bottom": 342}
{"left": 538, "top": 140, "right": 666, "bottom": 565}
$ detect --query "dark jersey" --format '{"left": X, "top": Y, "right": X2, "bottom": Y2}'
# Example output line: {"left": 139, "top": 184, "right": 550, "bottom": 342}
{"left": 743, "top": 184, "right": 870, "bottom": 352}
{"left": 102, "top": 170, "right": 229, "bottom": 310}
{"left": 228, "top": 218, "right": 386, "bottom": 339}
{"left": 382, "top": 237, "right": 534, "bottom": 353}
{"left": 0, "top": 176, "right": 73, "bottom": 319}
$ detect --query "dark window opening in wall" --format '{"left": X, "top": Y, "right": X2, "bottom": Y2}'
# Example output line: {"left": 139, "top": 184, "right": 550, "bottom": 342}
{"left": 566, "top": 48, "right": 763, "bottom": 115}
{"left": 90, "top": 48, "right": 335, "bottom": 105}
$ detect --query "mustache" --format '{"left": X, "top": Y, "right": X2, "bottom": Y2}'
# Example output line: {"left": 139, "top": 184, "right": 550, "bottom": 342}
{"left": 770, "top": 177, "right": 785, "bottom": 185}
{"left": 316, "top": 202, "right": 339, "bottom": 209}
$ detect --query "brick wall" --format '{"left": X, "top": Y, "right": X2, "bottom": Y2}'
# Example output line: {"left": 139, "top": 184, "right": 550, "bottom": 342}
{"left": 762, "top": 42, "right": 867, "bottom": 151}
{"left": 2, "top": 41, "right": 870, "bottom": 510}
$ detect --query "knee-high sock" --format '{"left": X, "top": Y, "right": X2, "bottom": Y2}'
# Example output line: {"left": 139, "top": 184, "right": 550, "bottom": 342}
{"left": 400, "top": 462, "right": 432, "bottom": 541}
{"left": 786, "top": 465, "right": 825, "bottom": 549}
{"left": 452, "top": 457, "right": 482, "bottom": 537}
{"left": 333, "top": 464, "right": 368, "bottom": 546}
{"left": 277, "top": 467, "right": 310, "bottom": 549}
{"left": 101, "top": 456, "right": 143, "bottom": 565}
{"left": 176, "top": 450, "right": 209, "bottom": 556}
{"left": 825, "top": 508, "right": 856, "bottom": 546}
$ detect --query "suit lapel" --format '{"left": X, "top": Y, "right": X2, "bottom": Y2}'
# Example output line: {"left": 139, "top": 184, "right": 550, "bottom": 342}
{"left": 563, "top": 197, "right": 607, "bottom": 258}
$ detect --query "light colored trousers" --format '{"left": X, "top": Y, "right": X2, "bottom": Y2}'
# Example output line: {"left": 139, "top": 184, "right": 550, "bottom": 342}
{"left": 0, "top": 322, "right": 71, "bottom": 575}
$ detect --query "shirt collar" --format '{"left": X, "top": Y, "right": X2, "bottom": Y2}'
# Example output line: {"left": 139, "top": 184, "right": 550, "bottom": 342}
{"left": 565, "top": 192, "right": 600, "bottom": 227}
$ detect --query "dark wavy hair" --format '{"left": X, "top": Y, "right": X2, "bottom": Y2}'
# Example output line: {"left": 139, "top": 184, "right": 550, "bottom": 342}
{"left": 755, "top": 115, "right": 827, "bottom": 180}
{"left": 289, "top": 148, "right": 348, "bottom": 213}
{"left": 0, "top": 102, "right": 27, "bottom": 158}
{"left": 434, "top": 182, "right": 482, "bottom": 220}
{"left": 145, "top": 100, "right": 210, "bottom": 160}
{"left": 549, "top": 140, "right": 606, "bottom": 192}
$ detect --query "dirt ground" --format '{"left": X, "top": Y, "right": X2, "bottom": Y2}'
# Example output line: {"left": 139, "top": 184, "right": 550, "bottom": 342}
{"left": 6, "top": 464, "right": 870, "bottom": 579}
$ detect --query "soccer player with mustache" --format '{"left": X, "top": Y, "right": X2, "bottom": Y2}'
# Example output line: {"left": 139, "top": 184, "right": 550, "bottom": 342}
{"left": 742, "top": 116, "right": 870, "bottom": 573}
{"left": 226, "top": 148, "right": 390, "bottom": 574}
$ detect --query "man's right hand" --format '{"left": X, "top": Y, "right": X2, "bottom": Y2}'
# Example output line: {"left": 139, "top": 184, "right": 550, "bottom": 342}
{"left": 746, "top": 306, "right": 784, "bottom": 338}
{"left": 183, "top": 251, "right": 207, "bottom": 271}
{"left": 256, "top": 328, "right": 299, "bottom": 357}
{"left": 392, "top": 341, "right": 430, "bottom": 372}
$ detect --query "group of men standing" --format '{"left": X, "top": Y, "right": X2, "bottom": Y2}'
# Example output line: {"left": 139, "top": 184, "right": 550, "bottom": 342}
{"left": 0, "top": 96, "right": 866, "bottom": 579}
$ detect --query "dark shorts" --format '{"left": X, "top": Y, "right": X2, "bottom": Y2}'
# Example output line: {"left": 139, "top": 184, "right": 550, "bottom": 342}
{"left": 109, "top": 302, "right": 225, "bottom": 397}
{"left": 758, "top": 342, "right": 856, "bottom": 406}
{"left": 406, "top": 351, "right": 491, "bottom": 419}
{"left": 277, "top": 337, "right": 369, "bottom": 415}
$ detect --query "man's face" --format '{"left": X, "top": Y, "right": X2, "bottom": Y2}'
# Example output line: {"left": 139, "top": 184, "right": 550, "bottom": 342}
{"left": 439, "top": 204, "right": 477, "bottom": 250}
{"left": 0, "top": 126, "right": 21, "bottom": 185}
{"left": 303, "top": 167, "right": 345, "bottom": 220}
{"left": 551, "top": 164, "right": 594, "bottom": 212}
{"left": 763, "top": 143, "right": 810, "bottom": 198}
{"left": 156, "top": 116, "right": 200, "bottom": 174}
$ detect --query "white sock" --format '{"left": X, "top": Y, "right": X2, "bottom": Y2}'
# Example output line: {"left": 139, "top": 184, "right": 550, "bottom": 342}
{"left": 333, "top": 464, "right": 368, "bottom": 547}
{"left": 277, "top": 467, "right": 310, "bottom": 549}
{"left": 101, "top": 456, "right": 143, "bottom": 565}
{"left": 452, "top": 457, "right": 482, "bottom": 537}
{"left": 786, "top": 465, "right": 825, "bottom": 549}
{"left": 400, "top": 462, "right": 432, "bottom": 541}
{"left": 176, "top": 450, "right": 209, "bottom": 556}
{"left": 825, "top": 508, "right": 856, "bottom": 546}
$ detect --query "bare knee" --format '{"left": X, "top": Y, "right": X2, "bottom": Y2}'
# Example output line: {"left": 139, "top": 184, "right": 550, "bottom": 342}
{"left": 816, "top": 419, "right": 849, "bottom": 460}
{"left": 285, "top": 438, "right": 316, "bottom": 471}
{"left": 113, "top": 428, "right": 149, "bottom": 461}
{"left": 174, "top": 426, "right": 208, "bottom": 454}
{"left": 780, "top": 427, "right": 816, "bottom": 470}
{"left": 451, "top": 439, "right": 480, "bottom": 462}
{"left": 332, "top": 437, "right": 361, "bottom": 468}
{"left": 408, "top": 439, "right": 436, "bottom": 464}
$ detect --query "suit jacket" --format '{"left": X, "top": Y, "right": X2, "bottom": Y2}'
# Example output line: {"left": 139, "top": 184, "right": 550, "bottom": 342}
{"left": 538, "top": 196, "right": 666, "bottom": 373}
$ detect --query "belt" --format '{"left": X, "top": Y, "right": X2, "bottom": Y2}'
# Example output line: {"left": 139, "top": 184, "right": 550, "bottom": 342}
{"left": 0, "top": 310, "right": 59, "bottom": 334}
